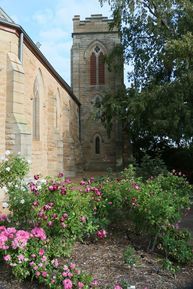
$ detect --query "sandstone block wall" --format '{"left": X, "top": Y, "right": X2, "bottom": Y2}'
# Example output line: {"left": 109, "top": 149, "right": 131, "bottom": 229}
{"left": 0, "top": 27, "right": 81, "bottom": 178}
{"left": 0, "top": 24, "right": 82, "bottom": 211}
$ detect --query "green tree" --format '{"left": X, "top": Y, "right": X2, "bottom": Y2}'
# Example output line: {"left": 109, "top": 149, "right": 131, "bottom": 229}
{"left": 99, "top": 0, "right": 193, "bottom": 149}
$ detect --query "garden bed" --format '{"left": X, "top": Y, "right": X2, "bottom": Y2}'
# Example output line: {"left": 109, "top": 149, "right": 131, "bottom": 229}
{"left": 1, "top": 155, "right": 193, "bottom": 289}
{"left": 1, "top": 228, "right": 193, "bottom": 289}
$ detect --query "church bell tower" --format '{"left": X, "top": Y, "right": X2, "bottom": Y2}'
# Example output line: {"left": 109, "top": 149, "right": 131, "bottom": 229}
{"left": 71, "top": 14, "right": 123, "bottom": 171}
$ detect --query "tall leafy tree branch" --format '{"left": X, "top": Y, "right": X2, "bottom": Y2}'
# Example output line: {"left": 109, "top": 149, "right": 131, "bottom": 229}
{"left": 98, "top": 0, "right": 193, "bottom": 153}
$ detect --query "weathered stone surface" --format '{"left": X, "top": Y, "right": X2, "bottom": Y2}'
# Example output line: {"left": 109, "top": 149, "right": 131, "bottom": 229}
{"left": 0, "top": 27, "right": 81, "bottom": 180}
{"left": 71, "top": 15, "right": 123, "bottom": 171}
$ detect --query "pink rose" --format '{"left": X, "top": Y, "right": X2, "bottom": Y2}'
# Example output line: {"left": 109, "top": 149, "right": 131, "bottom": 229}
{"left": 114, "top": 285, "right": 123, "bottom": 289}
{"left": 42, "top": 271, "right": 47, "bottom": 278}
{"left": 31, "top": 227, "right": 46, "bottom": 240}
{"left": 63, "top": 213, "right": 68, "bottom": 220}
{"left": 58, "top": 172, "right": 64, "bottom": 178}
{"left": 29, "top": 261, "right": 35, "bottom": 266}
{"left": 91, "top": 279, "right": 98, "bottom": 287}
{"left": 78, "top": 282, "right": 84, "bottom": 288}
{"left": 80, "top": 216, "right": 87, "bottom": 223}
{"left": 63, "top": 278, "right": 73, "bottom": 289}
{"left": 51, "top": 258, "right": 59, "bottom": 268}
{"left": 85, "top": 186, "right": 91, "bottom": 192}
{"left": 3, "top": 254, "right": 11, "bottom": 261}
{"left": 70, "top": 263, "right": 76, "bottom": 269}
{"left": 39, "top": 248, "right": 45, "bottom": 256}
{"left": 96, "top": 229, "right": 107, "bottom": 239}
{"left": 34, "top": 175, "right": 39, "bottom": 180}
{"left": 65, "top": 177, "right": 71, "bottom": 184}
{"left": 47, "top": 221, "right": 53, "bottom": 227}
{"left": 35, "top": 271, "right": 40, "bottom": 277}
{"left": 18, "top": 254, "right": 25, "bottom": 261}
{"left": 41, "top": 255, "right": 47, "bottom": 262}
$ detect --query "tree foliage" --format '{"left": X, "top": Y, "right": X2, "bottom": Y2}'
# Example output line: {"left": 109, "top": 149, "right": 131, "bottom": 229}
{"left": 99, "top": 0, "right": 193, "bottom": 146}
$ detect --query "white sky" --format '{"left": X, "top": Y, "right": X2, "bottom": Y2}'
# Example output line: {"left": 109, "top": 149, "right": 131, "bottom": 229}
{"left": 0, "top": 0, "right": 112, "bottom": 85}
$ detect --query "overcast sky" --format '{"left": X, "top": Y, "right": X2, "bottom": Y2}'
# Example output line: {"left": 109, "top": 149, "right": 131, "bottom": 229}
{"left": 0, "top": 0, "right": 112, "bottom": 84}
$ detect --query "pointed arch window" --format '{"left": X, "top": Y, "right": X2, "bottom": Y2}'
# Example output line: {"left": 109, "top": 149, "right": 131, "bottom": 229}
{"left": 90, "top": 46, "right": 105, "bottom": 85}
{"left": 33, "top": 77, "right": 40, "bottom": 140}
{"left": 55, "top": 89, "right": 61, "bottom": 129}
{"left": 95, "top": 136, "right": 101, "bottom": 154}
{"left": 32, "top": 70, "right": 44, "bottom": 140}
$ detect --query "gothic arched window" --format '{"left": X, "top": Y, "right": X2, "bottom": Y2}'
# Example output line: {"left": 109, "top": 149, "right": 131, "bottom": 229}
{"left": 95, "top": 136, "right": 100, "bottom": 154}
{"left": 33, "top": 77, "right": 40, "bottom": 140}
{"left": 32, "top": 69, "right": 44, "bottom": 140}
{"left": 90, "top": 46, "right": 105, "bottom": 85}
{"left": 55, "top": 88, "right": 61, "bottom": 129}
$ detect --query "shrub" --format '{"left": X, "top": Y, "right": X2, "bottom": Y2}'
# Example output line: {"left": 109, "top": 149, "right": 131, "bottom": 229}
{"left": 0, "top": 226, "right": 47, "bottom": 279}
{"left": 123, "top": 245, "right": 139, "bottom": 266}
{"left": 0, "top": 152, "right": 32, "bottom": 228}
{"left": 121, "top": 164, "right": 136, "bottom": 181}
{"left": 30, "top": 176, "right": 99, "bottom": 244}
{"left": 0, "top": 151, "right": 29, "bottom": 188}
{"left": 136, "top": 154, "right": 168, "bottom": 180}
{"left": 161, "top": 228, "right": 193, "bottom": 264}
{"left": 162, "top": 258, "right": 180, "bottom": 274}
{"left": 6, "top": 180, "right": 35, "bottom": 229}
{"left": 98, "top": 171, "right": 193, "bottom": 263}
{"left": 0, "top": 225, "right": 94, "bottom": 288}
{"left": 0, "top": 159, "right": 107, "bottom": 256}
{"left": 128, "top": 174, "right": 192, "bottom": 253}
{"left": 0, "top": 153, "right": 104, "bottom": 288}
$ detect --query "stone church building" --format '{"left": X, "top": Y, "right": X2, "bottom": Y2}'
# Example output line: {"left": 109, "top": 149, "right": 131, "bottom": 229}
{"left": 0, "top": 7, "right": 123, "bottom": 177}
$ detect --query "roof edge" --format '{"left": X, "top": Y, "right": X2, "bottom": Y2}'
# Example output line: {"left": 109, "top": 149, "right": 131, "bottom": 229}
{"left": 0, "top": 18, "right": 81, "bottom": 106}
{"left": 0, "top": 7, "right": 15, "bottom": 23}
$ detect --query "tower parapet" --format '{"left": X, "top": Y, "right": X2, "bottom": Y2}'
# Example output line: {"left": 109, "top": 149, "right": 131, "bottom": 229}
{"left": 72, "top": 14, "right": 117, "bottom": 34}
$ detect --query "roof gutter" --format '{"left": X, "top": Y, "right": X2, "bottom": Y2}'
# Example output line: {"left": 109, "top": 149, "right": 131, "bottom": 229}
{"left": 0, "top": 18, "right": 81, "bottom": 106}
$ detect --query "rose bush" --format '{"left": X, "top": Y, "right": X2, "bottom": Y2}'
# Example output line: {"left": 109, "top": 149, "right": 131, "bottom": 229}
{"left": 93, "top": 167, "right": 193, "bottom": 263}
{"left": 0, "top": 152, "right": 107, "bottom": 256}
{"left": 0, "top": 151, "right": 29, "bottom": 188}
{"left": 0, "top": 225, "right": 95, "bottom": 288}
{"left": 30, "top": 176, "right": 97, "bottom": 240}
{"left": 1, "top": 152, "right": 193, "bottom": 289}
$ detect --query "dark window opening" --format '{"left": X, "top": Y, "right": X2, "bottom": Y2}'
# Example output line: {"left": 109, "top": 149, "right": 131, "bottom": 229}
{"left": 95, "top": 136, "right": 100, "bottom": 154}
{"left": 94, "top": 46, "right": 100, "bottom": 53}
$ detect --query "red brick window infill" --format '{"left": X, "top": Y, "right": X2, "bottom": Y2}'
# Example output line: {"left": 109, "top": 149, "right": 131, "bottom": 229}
{"left": 90, "top": 46, "right": 105, "bottom": 85}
